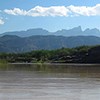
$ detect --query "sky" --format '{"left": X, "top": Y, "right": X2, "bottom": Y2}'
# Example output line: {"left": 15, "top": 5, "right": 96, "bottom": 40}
{"left": 0, "top": 0, "right": 100, "bottom": 34}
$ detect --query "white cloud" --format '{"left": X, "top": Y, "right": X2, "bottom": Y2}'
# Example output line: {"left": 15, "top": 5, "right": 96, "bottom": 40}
{"left": 4, "top": 6, "right": 70, "bottom": 17}
{"left": 4, "top": 8, "right": 27, "bottom": 15}
{"left": 27, "top": 6, "right": 69, "bottom": 16}
{"left": 68, "top": 4, "right": 100, "bottom": 16}
{"left": 0, "top": 19, "right": 4, "bottom": 25}
{"left": 4, "top": 4, "right": 100, "bottom": 17}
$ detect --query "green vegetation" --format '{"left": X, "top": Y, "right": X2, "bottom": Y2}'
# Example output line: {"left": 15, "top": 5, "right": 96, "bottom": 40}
{"left": 0, "top": 35, "right": 100, "bottom": 53}
{"left": 0, "top": 45, "right": 100, "bottom": 63}
{"left": 0, "top": 59, "right": 8, "bottom": 68}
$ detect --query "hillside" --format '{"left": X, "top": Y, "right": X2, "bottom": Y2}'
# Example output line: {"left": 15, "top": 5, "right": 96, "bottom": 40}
{"left": 0, "top": 35, "right": 100, "bottom": 53}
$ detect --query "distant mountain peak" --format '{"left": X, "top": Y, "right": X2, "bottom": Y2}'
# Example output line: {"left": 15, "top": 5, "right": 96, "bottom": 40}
{"left": 73, "top": 26, "right": 81, "bottom": 29}
{"left": 71, "top": 26, "right": 82, "bottom": 32}
{"left": 84, "top": 28, "right": 100, "bottom": 36}
{"left": 1, "top": 26, "right": 100, "bottom": 37}
{"left": 91, "top": 28, "right": 100, "bottom": 32}
{"left": 27, "top": 28, "right": 48, "bottom": 31}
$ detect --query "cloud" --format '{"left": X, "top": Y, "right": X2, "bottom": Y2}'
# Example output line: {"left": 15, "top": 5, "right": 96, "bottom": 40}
{"left": 4, "top": 8, "right": 27, "bottom": 15}
{"left": 0, "top": 18, "right": 4, "bottom": 25}
{"left": 0, "top": 11, "right": 5, "bottom": 25}
{"left": 4, "top": 4, "right": 100, "bottom": 17}
{"left": 68, "top": 4, "right": 100, "bottom": 16}
{"left": 4, "top": 6, "right": 70, "bottom": 17}
{"left": 27, "top": 6, "right": 69, "bottom": 16}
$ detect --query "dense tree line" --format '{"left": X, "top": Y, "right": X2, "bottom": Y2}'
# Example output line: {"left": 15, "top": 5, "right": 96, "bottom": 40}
{"left": 0, "top": 45, "right": 100, "bottom": 63}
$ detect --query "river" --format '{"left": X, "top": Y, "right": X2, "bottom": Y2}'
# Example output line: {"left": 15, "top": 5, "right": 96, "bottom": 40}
{"left": 0, "top": 63, "right": 100, "bottom": 100}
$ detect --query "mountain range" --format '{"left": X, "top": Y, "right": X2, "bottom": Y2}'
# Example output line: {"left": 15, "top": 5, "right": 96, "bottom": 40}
{"left": 1, "top": 26, "right": 100, "bottom": 37}
{"left": 0, "top": 35, "right": 100, "bottom": 53}
{"left": 0, "top": 26, "right": 100, "bottom": 53}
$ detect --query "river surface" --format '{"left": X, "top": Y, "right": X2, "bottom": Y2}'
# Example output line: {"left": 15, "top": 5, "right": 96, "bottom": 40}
{"left": 0, "top": 63, "right": 100, "bottom": 100}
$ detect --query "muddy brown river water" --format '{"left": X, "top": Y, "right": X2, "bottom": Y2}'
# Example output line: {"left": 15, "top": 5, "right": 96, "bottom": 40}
{"left": 0, "top": 63, "right": 100, "bottom": 100}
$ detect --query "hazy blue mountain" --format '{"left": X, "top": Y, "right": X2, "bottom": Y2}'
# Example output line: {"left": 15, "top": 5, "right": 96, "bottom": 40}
{"left": 54, "top": 26, "right": 83, "bottom": 36}
{"left": 0, "top": 35, "right": 100, "bottom": 53}
{"left": 83, "top": 28, "right": 100, "bottom": 36}
{"left": 1, "top": 26, "right": 100, "bottom": 37}
{"left": 0, "top": 28, "right": 50, "bottom": 37}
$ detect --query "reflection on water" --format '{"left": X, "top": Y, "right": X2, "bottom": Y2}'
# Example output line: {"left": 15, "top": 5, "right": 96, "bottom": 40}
{"left": 0, "top": 63, "right": 100, "bottom": 100}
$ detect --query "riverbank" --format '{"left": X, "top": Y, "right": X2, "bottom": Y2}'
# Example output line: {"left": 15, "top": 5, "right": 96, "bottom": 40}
{"left": 9, "top": 62, "right": 100, "bottom": 66}
{"left": 0, "top": 45, "right": 100, "bottom": 64}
